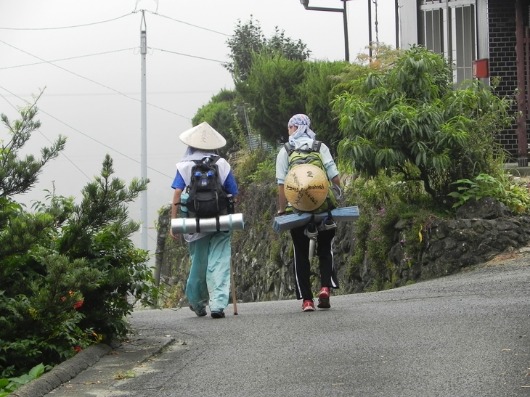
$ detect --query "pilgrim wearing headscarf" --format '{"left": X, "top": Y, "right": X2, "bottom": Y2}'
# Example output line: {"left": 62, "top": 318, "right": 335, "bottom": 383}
{"left": 275, "top": 114, "right": 341, "bottom": 312}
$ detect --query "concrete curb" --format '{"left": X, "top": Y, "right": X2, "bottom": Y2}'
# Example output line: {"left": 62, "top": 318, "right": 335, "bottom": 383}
{"left": 11, "top": 343, "right": 112, "bottom": 397}
{"left": 10, "top": 335, "right": 176, "bottom": 397}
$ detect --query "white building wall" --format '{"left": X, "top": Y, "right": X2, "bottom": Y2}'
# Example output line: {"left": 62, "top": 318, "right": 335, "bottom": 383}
{"left": 399, "top": 0, "right": 420, "bottom": 48}
{"left": 475, "top": 0, "right": 489, "bottom": 59}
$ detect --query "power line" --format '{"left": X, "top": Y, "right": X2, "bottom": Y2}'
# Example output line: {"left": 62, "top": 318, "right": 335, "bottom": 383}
{"left": 0, "top": 44, "right": 227, "bottom": 77}
{"left": 0, "top": 48, "right": 136, "bottom": 70}
{"left": 0, "top": 9, "right": 229, "bottom": 183}
{"left": 0, "top": 13, "right": 134, "bottom": 30}
{"left": 1, "top": 90, "right": 219, "bottom": 97}
{"left": 0, "top": 85, "right": 174, "bottom": 181}
{"left": 149, "top": 47, "right": 225, "bottom": 64}
{"left": 0, "top": 39, "right": 191, "bottom": 121}
{"left": 0, "top": 89, "right": 91, "bottom": 181}
{"left": 143, "top": 10, "right": 230, "bottom": 37}
{"left": 0, "top": 9, "right": 231, "bottom": 38}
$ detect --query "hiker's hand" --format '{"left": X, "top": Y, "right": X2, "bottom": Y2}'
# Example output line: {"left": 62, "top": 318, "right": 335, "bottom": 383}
{"left": 169, "top": 229, "right": 181, "bottom": 242}
{"left": 331, "top": 184, "right": 342, "bottom": 200}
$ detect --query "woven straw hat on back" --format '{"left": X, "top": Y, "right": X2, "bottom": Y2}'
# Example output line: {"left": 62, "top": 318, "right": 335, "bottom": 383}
{"left": 179, "top": 121, "right": 226, "bottom": 150}
{"left": 284, "top": 164, "right": 329, "bottom": 211}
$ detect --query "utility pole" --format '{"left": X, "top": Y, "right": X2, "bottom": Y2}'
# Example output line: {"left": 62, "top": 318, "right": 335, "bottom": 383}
{"left": 140, "top": 10, "right": 148, "bottom": 251}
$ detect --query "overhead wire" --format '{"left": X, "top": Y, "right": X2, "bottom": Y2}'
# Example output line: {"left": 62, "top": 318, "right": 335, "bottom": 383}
{"left": 0, "top": 48, "right": 136, "bottom": 70}
{"left": 148, "top": 47, "right": 225, "bottom": 64}
{"left": 0, "top": 39, "right": 191, "bottom": 121}
{"left": 0, "top": 85, "right": 174, "bottom": 181}
{"left": 0, "top": 9, "right": 232, "bottom": 185}
{"left": 0, "top": 88, "right": 92, "bottom": 181}
{"left": 142, "top": 10, "right": 230, "bottom": 37}
{"left": 0, "top": 8, "right": 234, "bottom": 245}
{"left": 0, "top": 12, "right": 134, "bottom": 30}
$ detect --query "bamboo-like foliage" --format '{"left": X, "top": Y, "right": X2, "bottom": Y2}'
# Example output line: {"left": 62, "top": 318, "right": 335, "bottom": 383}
{"left": 334, "top": 46, "right": 513, "bottom": 205}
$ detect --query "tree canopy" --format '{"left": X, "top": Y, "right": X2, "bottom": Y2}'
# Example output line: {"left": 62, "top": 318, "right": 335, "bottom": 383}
{"left": 0, "top": 100, "right": 65, "bottom": 197}
{"left": 224, "top": 16, "right": 310, "bottom": 83}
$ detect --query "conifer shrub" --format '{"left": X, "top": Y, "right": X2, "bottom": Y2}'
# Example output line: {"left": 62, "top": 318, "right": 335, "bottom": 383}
{"left": 0, "top": 103, "right": 157, "bottom": 379}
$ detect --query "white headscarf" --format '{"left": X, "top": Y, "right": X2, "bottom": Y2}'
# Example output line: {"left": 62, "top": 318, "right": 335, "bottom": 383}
{"left": 287, "top": 114, "right": 316, "bottom": 148}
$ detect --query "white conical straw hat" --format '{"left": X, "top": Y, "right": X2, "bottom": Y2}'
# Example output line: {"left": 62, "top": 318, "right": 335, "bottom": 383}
{"left": 284, "top": 164, "right": 329, "bottom": 212}
{"left": 179, "top": 121, "right": 227, "bottom": 150}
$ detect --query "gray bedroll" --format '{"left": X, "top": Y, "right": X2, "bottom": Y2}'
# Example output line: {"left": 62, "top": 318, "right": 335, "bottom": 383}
{"left": 171, "top": 213, "right": 245, "bottom": 234}
{"left": 273, "top": 206, "right": 360, "bottom": 232}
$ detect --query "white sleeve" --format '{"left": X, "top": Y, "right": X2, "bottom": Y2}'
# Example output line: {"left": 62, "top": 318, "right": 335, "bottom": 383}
{"left": 320, "top": 143, "right": 339, "bottom": 180}
{"left": 215, "top": 157, "right": 231, "bottom": 183}
{"left": 275, "top": 147, "right": 289, "bottom": 184}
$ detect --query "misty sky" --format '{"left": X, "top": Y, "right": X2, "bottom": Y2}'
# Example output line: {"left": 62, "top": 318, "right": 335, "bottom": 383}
{"left": 0, "top": 0, "right": 396, "bottom": 256}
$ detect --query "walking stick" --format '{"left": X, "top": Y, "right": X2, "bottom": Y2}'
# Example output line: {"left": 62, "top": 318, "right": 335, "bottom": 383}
{"left": 230, "top": 265, "right": 238, "bottom": 315}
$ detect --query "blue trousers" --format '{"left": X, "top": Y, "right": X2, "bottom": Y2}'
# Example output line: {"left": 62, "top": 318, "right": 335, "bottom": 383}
{"left": 186, "top": 232, "right": 231, "bottom": 313}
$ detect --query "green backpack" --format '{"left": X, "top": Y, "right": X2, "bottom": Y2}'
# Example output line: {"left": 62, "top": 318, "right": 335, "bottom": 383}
{"left": 284, "top": 140, "right": 338, "bottom": 214}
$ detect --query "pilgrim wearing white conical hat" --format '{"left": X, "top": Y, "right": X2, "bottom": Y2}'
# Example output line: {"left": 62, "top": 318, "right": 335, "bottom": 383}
{"left": 179, "top": 121, "right": 226, "bottom": 150}
{"left": 170, "top": 121, "right": 237, "bottom": 319}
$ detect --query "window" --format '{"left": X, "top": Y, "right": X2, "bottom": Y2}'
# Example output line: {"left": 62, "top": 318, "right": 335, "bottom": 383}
{"left": 420, "top": 0, "right": 476, "bottom": 83}
{"left": 423, "top": 9, "right": 444, "bottom": 54}
{"left": 453, "top": 5, "right": 476, "bottom": 82}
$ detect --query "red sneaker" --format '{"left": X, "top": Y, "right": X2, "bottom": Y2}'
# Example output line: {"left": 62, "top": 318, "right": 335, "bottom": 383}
{"left": 302, "top": 299, "right": 315, "bottom": 312}
{"left": 317, "top": 287, "right": 331, "bottom": 309}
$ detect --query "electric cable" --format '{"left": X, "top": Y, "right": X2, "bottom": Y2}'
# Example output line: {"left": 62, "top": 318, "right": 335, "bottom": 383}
{"left": 0, "top": 39, "right": 191, "bottom": 121}
{"left": 0, "top": 85, "right": 174, "bottom": 180}
{"left": 142, "top": 10, "right": 230, "bottom": 37}
{"left": 0, "top": 13, "right": 134, "bottom": 30}
{"left": 0, "top": 89, "right": 91, "bottom": 181}
{"left": 0, "top": 48, "right": 136, "bottom": 70}
{"left": 149, "top": 47, "right": 225, "bottom": 64}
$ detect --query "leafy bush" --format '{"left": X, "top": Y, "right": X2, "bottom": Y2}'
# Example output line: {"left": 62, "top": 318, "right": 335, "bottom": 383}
{"left": 343, "top": 171, "right": 439, "bottom": 289}
{"left": 334, "top": 46, "right": 513, "bottom": 208}
{"left": 449, "top": 173, "right": 530, "bottom": 214}
{"left": 233, "top": 148, "right": 276, "bottom": 184}
{"left": 0, "top": 363, "right": 48, "bottom": 396}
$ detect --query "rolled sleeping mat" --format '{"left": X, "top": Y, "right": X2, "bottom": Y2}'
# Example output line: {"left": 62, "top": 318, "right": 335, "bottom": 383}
{"left": 272, "top": 206, "right": 360, "bottom": 232}
{"left": 171, "top": 213, "right": 245, "bottom": 234}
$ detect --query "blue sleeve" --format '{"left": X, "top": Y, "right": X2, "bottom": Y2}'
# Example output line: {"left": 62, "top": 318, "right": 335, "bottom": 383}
{"left": 171, "top": 171, "right": 185, "bottom": 190}
{"left": 223, "top": 171, "right": 238, "bottom": 195}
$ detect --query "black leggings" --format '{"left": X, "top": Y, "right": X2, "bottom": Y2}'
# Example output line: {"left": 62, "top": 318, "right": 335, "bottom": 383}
{"left": 290, "top": 225, "right": 339, "bottom": 300}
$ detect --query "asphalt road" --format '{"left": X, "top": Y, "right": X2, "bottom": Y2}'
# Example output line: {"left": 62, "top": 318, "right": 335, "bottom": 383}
{"left": 20, "top": 255, "right": 530, "bottom": 397}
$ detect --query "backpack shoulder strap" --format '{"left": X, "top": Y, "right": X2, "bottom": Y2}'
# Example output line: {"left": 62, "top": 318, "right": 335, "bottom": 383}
{"left": 284, "top": 142, "right": 294, "bottom": 155}
{"left": 287, "top": 140, "right": 321, "bottom": 154}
